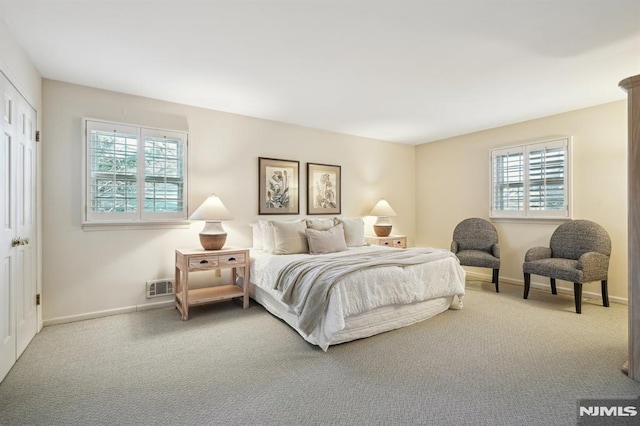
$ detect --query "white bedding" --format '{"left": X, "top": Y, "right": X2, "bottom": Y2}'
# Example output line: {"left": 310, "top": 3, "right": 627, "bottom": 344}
{"left": 249, "top": 245, "right": 466, "bottom": 350}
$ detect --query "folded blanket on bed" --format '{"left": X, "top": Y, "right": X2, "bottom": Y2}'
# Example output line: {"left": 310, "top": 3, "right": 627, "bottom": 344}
{"left": 274, "top": 248, "right": 459, "bottom": 335}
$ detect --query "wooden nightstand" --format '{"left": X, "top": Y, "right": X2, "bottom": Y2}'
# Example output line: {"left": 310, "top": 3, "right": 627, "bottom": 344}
{"left": 174, "top": 247, "right": 250, "bottom": 320}
{"left": 365, "top": 235, "right": 407, "bottom": 249}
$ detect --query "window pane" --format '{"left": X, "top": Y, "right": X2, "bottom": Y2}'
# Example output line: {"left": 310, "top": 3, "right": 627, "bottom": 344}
{"left": 529, "top": 147, "right": 565, "bottom": 211}
{"left": 493, "top": 151, "right": 524, "bottom": 211}
{"left": 89, "top": 129, "right": 138, "bottom": 213}
{"left": 144, "top": 136, "right": 184, "bottom": 213}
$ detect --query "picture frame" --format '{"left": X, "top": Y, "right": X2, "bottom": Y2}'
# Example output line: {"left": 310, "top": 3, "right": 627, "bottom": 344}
{"left": 258, "top": 157, "right": 300, "bottom": 215}
{"left": 307, "top": 163, "right": 341, "bottom": 215}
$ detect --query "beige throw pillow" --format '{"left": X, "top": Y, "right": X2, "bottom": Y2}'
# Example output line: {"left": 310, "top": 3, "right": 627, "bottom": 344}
{"left": 306, "top": 224, "right": 348, "bottom": 255}
{"left": 306, "top": 218, "right": 335, "bottom": 231}
{"left": 334, "top": 217, "right": 366, "bottom": 247}
{"left": 271, "top": 220, "right": 309, "bottom": 255}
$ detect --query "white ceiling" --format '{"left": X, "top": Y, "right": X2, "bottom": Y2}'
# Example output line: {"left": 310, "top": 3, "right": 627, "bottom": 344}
{"left": 1, "top": 0, "right": 639, "bottom": 144}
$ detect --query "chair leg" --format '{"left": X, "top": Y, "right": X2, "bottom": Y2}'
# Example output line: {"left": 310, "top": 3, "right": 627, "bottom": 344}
{"left": 493, "top": 269, "right": 499, "bottom": 293}
{"left": 524, "top": 273, "right": 531, "bottom": 299}
{"left": 574, "top": 283, "right": 582, "bottom": 314}
{"left": 550, "top": 278, "right": 557, "bottom": 295}
{"left": 602, "top": 280, "right": 609, "bottom": 307}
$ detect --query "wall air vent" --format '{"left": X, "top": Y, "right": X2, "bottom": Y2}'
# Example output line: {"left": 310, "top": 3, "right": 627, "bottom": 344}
{"left": 146, "top": 279, "right": 174, "bottom": 298}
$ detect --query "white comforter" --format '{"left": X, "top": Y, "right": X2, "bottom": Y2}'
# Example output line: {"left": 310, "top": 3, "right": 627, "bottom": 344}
{"left": 250, "top": 245, "right": 466, "bottom": 349}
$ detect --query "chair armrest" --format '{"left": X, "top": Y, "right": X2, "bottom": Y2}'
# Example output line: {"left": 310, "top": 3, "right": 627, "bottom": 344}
{"left": 578, "top": 252, "right": 610, "bottom": 280}
{"left": 491, "top": 243, "right": 500, "bottom": 259}
{"left": 525, "top": 247, "right": 552, "bottom": 262}
{"left": 451, "top": 241, "right": 459, "bottom": 254}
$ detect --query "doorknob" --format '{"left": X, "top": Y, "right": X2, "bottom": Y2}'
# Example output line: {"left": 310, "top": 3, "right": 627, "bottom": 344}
{"left": 10, "top": 237, "right": 29, "bottom": 247}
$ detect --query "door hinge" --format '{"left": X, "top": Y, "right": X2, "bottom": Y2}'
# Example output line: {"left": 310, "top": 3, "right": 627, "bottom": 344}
{"left": 36, "top": 294, "right": 41, "bottom": 306}
{"left": 35, "top": 130, "right": 40, "bottom": 142}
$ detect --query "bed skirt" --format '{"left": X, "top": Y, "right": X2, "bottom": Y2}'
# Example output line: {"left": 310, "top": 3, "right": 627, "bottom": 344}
{"left": 250, "top": 282, "right": 455, "bottom": 350}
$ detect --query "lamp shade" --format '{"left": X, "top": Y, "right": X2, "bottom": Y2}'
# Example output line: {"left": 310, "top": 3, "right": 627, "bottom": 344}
{"left": 189, "top": 194, "right": 233, "bottom": 221}
{"left": 368, "top": 199, "right": 397, "bottom": 217}
{"left": 189, "top": 194, "right": 232, "bottom": 250}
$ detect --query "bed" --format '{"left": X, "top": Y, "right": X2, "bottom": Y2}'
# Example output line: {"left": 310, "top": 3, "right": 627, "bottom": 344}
{"left": 248, "top": 218, "right": 466, "bottom": 350}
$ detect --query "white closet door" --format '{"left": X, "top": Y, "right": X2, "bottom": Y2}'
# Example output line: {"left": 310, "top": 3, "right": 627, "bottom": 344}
{"left": 0, "top": 76, "right": 18, "bottom": 381}
{"left": 15, "top": 95, "right": 37, "bottom": 357}
{"left": 0, "top": 73, "right": 37, "bottom": 382}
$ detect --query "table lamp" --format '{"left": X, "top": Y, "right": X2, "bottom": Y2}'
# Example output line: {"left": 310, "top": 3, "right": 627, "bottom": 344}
{"left": 368, "top": 198, "right": 397, "bottom": 237}
{"left": 189, "top": 194, "right": 233, "bottom": 250}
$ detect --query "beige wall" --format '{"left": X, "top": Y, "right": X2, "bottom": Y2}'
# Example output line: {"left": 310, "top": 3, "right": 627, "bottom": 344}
{"left": 41, "top": 80, "right": 416, "bottom": 323}
{"left": 38, "top": 75, "right": 630, "bottom": 320}
{"left": 416, "top": 101, "right": 628, "bottom": 302}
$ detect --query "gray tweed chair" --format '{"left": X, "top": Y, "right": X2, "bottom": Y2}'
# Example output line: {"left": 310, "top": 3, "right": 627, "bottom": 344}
{"left": 451, "top": 218, "right": 500, "bottom": 292}
{"left": 523, "top": 220, "right": 611, "bottom": 314}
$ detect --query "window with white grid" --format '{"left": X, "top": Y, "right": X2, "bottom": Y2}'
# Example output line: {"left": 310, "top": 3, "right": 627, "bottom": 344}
{"left": 491, "top": 137, "right": 571, "bottom": 219}
{"left": 84, "top": 119, "right": 188, "bottom": 224}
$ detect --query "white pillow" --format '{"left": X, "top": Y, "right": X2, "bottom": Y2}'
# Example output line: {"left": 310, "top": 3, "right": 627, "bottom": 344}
{"left": 271, "top": 220, "right": 309, "bottom": 255}
{"left": 306, "top": 218, "right": 334, "bottom": 231}
{"left": 306, "top": 224, "right": 348, "bottom": 255}
{"left": 334, "top": 217, "right": 366, "bottom": 247}
{"left": 260, "top": 220, "right": 275, "bottom": 253}
{"left": 249, "top": 223, "right": 263, "bottom": 250}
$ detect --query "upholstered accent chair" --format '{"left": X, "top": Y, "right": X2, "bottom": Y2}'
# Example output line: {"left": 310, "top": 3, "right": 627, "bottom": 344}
{"left": 522, "top": 220, "right": 611, "bottom": 314}
{"left": 451, "top": 218, "right": 500, "bottom": 292}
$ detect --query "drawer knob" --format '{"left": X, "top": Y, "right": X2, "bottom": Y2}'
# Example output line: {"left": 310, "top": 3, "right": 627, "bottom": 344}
{"left": 199, "top": 260, "right": 209, "bottom": 264}
{"left": 228, "top": 257, "right": 236, "bottom": 262}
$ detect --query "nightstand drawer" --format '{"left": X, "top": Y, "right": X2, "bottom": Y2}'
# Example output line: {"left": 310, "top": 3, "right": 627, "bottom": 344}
{"left": 365, "top": 235, "right": 407, "bottom": 249}
{"left": 219, "top": 253, "right": 246, "bottom": 266}
{"left": 188, "top": 255, "right": 219, "bottom": 270}
{"left": 390, "top": 239, "right": 406, "bottom": 248}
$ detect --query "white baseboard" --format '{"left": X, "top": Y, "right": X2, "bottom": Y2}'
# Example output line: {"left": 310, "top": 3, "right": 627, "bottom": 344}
{"left": 43, "top": 299, "right": 175, "bottom": 326}
{"left": 465, "top": 271, "right": 628, "bottom": 305}
{"left": 42, "top": 272, "right": 628, "bottom": 326}
{"left": 136, "top": 300, "right": 175, "bottom": 312}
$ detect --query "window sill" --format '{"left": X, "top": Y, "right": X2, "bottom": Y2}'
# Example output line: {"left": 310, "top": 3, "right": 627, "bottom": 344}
{"left": 490, "top": 216, "right": 572, "bottom": 225}
{"left": 82, "top": 221, "right": 192, "bottom": 232}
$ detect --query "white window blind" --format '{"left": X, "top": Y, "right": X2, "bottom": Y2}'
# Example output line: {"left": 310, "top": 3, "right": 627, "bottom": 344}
{"left": 492, "top": 149, "right": 524, "bottom": 214}
{"left": 528, "top": 144, "right": 565, "bottom": 212}
{"left": 491, "top": 137, "right": 571, "bottom": 219}
{"left": 143, "top": 130, "right": 185, "bottom": 217}
{"left": 84, "top": 119, "right": 188, "bottom": 224}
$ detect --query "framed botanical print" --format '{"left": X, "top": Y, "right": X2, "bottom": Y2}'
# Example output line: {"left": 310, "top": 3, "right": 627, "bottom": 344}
{"left": 307, "top": 163, "right": 341, "bottom": 215}
{"left": 258, "top": 157, "right": 300, "bottom": 215}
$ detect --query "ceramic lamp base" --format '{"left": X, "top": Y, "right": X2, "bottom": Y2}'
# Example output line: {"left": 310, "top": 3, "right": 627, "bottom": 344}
{"left": 199, "top": 233, "right": 226, "bottom": 250}
{"left": 374, "top": 225, "right": 392, "bottom": 237}
{"left": 199, "top": 221, "right": 227, "bottom": 250}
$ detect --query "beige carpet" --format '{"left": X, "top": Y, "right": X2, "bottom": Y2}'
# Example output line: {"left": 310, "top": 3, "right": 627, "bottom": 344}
{"left": 0, "top": 281, "right": 639, "bottom": 425}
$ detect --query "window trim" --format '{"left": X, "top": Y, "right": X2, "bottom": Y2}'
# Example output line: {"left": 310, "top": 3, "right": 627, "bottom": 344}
{"left": 82, "top": 118, "right": 190, "bottom": 227}
{"left": 490, "top": 136, "right": 572, "bottom": 220}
